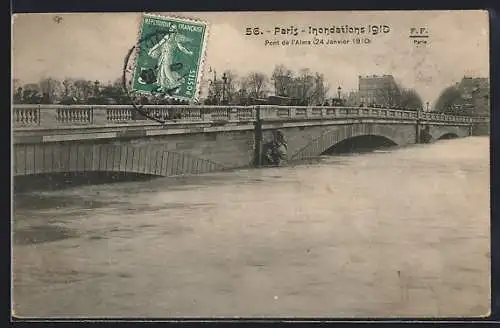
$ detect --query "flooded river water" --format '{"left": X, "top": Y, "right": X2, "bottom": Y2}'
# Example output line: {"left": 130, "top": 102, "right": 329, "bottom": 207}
{"left": 12, "top": 137, "right": 490, "bottom": 318}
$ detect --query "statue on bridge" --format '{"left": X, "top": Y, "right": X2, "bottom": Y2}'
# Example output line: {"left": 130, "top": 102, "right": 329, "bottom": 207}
{"left": 262, "top": 130, "right": 288, "bottom": 166}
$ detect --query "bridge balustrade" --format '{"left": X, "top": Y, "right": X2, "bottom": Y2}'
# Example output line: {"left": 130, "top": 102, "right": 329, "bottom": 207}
{"left": 14, "top": 105, "right": 40, "bottom": 126}
{"left": 295, "top": 108, "right": 307, "bottom": 117}
{"left": 234, "top": 107, "right": 255, "bottom": 120}
{"left": 106, "top": 106, "right": 134, "bottom": 122}
{"left": 57, "top": 106, "right": 92, "bottom": 124}
{"left": 184, "top": 107, "right": 203, "bottom": 120}
{"left": 12, "top": 104, "right": 484, "bottom": 129}
{"left": 311, "top": 108, "right": 322, "bottom": 117}
{"left": 206, "top": 106, "right": 230, "bottom": 121}
{"left": 140, "top": 106, "right": 170, "bottom": 121}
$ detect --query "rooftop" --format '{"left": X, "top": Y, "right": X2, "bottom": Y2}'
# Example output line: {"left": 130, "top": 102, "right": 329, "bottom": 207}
{"left": 359, "top": 74, "right": 394, "bottom": 79}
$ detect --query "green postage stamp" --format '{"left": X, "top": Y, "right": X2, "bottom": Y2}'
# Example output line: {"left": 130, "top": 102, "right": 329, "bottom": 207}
{"left": 132, "top": 14, "right": 208, "bottom": 102}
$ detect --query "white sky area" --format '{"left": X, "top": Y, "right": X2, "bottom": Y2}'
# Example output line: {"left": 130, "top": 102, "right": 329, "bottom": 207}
{"left": 12, "top": 11, "right": 489, "bottom": 105}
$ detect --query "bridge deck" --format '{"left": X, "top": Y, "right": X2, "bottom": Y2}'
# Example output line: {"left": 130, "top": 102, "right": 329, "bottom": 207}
{"left": 12, "top": 105, "right": 487, "bottom": 180}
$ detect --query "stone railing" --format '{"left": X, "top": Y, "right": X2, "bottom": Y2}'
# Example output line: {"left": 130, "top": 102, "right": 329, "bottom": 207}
{"left": 12, "top": 104, "right": 481, "bottom": 129}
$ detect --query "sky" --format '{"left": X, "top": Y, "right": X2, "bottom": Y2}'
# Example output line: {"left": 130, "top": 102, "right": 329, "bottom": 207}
{"left": 12, "top": 11, "right": 489, "bottom": 105}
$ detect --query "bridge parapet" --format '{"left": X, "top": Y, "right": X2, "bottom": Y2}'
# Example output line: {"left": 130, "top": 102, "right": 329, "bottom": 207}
{"left": 13, "top": 104, "right": 482, "bottom": 129}
{"left": 13, "top": 105, "right": 259, "bottom": 128}
{"left": 258, "top": 106, "right": 419, "bottom": 120}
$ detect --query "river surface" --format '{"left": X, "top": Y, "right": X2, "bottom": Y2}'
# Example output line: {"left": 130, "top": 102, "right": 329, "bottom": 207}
{"left": 12, "top": 137, "right": 490, "bottom": 318}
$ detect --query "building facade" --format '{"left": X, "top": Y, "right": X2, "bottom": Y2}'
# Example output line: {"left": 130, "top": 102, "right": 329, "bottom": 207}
{"left": 456, "top": 77, "right": 490, "bottom": 116}
{"left": 358, "top": 75, "right": 400, "bottom": 107}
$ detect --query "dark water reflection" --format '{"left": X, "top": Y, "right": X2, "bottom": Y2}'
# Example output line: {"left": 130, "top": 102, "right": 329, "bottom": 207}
{"left": 14, "top": 195, "right": 111, "bottom": 211}
{"left": 14, "top": 225, "right": 79, "bottom": 245}
{"left": 12, "top": 137, "right": 490, "bottom": 318}
{"left": 14, "top": 172, "right": 157, "bottom": 193}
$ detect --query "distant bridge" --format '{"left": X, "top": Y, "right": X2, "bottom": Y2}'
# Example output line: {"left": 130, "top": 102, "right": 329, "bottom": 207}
{"left": 13, "top": 105, "right": 488, "bottom": 179}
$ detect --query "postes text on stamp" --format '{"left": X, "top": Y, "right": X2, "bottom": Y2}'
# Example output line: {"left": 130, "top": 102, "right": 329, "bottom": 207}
{"left": 131, "top": 14, "right": 208, "bottom": 102}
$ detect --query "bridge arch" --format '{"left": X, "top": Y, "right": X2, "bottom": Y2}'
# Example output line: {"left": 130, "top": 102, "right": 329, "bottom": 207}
{"left": 322, "top": 134, "right": 397, "bottom": 154}
{"left": 289, "top": 123, "right": 406, "bottom": 160}
{"left": 436, "top": 132, "right": 459, "bottom": 140}
{"left": 427, "top": 125, "right": 469, "bottom": 142}
{"left": 13, "top": 143, "right": 225, "bottom": 178}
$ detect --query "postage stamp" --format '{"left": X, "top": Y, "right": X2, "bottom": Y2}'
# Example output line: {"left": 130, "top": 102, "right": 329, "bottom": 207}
{"left": 131, "top": 14, "right": 208, "bottom": 101}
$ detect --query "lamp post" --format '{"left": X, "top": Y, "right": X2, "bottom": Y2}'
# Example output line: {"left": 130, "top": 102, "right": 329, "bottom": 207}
{"left": 471, "top": 89, "right": 479, "bottom": 116}
{"left": 207, "top": 69, "right": 218, "bottom": 104}
{"left": 222, "top": 72, "right": 228, "bottom": 104}
{"left": 207, "top": 80, "right": 214, "bottom": 103}
{"left": 93, "top": 80, "right": 100, "bottom": 98}
{"left": 212, "top": 69, "right": 218, "bottom": 104}
{"left": 426, "top": 101, "right": 429, "bottom": 112}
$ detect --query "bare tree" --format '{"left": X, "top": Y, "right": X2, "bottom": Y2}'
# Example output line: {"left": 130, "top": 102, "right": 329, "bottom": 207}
{"left": 222, "top": 70, "right": 239, "bottom": 104}
{"left": 13, "top": 78, "right": 22, "bottom": 92}
{"left": 378, "top": 84, "right": 402, "bottom": 107}
{"left": 311, "top": 72, "right": 329, "bottom": 105}
{"left": 207, "top": 79, "right": 223, "bottom": 104}
{"left": 234, "top": 78, "right": 251, "bottom": 105}
{"left": 112, "top": 77, "right": 124, "bottom": 89}
{"left": 72, "top": 79, "right": 94, "bottom": 102}
{"left": 58, "top": 78, "right": 81, "bottom": 104}
{"left": 271, "top": 64, "right": 294, "bottom": 96}
{"left": 39, "top": 77, "right": 62, "bottom": 104}
{"left": 367, "top": 79, "right": 423, "bottom": 109}
{"left": 13, "top": 79, "right": 23, "bottom": 104}
{"left": 21, "top": 83, "right": 42, "bottom": 103}
{"left": 244, "top": 72, "right": 268, "bottom": 99}
{"left": 399, "top": 88, "right": 423, "bottom": 110}
{"left": 291, "top": 68, "right": 315, "bottom": 105}
{"left": 345, "top": 91, "right": 361, "bottom": 106}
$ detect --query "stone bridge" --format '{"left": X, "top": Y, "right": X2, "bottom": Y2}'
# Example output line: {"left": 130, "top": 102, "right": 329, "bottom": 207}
{"left": 12, "top": 105, "right": 488, "bottom": 179}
